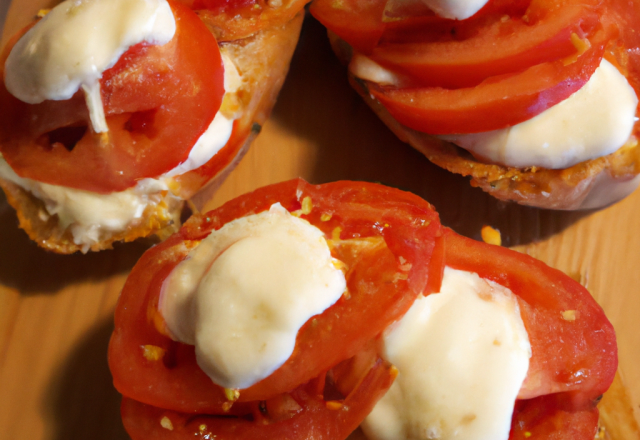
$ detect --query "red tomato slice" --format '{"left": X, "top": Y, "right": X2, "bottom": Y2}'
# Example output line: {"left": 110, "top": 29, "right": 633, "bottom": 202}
{"left": 0, "top": 1, "right": 224, "bottom": 193}
{"left": 442, "top": 228, "right": 617, "bottom": 401}
{"left": 120, "top": 358, "right": 396, "bottom": 440}
{"left": 603, "top": 0, "right": 640, "bottom": 97}
{"left": 309, "top": 0, "right": 533, "bottom": 54}
{"left": 370, "top": 25, "right": 608, "bottom": 134}
{"left": 309, "top": 0, "right": 388, "bottom": 54}
{"left": 510, "top": 394, "right": 599, "bottom": 439}
{"left": 371, "top": 4, "right": 601, "bottom": 88}
{"left": 108, "top": 179, "right": 442, "bottom": 413}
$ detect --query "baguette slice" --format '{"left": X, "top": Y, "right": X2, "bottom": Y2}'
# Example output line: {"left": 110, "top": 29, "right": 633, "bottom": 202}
{"left": 0, "top": 11, "right": 304, "bottom": 254}
{"left": 329, "top": 33, "right": 640, "bottom": 211}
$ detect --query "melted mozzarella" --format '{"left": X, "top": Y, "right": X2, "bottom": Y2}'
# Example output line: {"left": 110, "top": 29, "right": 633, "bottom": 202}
{"left": 418, "top": 0, "right": 489, "bottom": 20}
{"left": 159, "top": 203, "right": 346, "bottom": 389}
{"left": 384, "top": 0, "right": 488, "bottom": 20}
{"left": 164, "top": 112, "right": 234, "bottom": 177}
{"left": 350, "top": 53, "right": 411, "bottom": 87}
{"left": 440, "top": 59, "right": 638, "bottom": 169}
{"left": 5, "top": 0, "right": 176, "bottom": 132}
{"left": 362, "top": 267, "right": 530, "bottom": 440}
{"left": 0, "top": 158, "right": 176, "bottom": 247}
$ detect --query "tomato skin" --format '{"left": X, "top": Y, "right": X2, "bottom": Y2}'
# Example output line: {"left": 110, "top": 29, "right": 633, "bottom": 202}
{"left": 0, "top": 1, "right": 224, "bottom": 193}
{"left": 370, "top": 4, "right": 601, "bottom": 89}
{"left": 370, "top": 25, "right": 607, "bottom": 135}
{"left": 121, "top": 358, "right": 395, "bottom": 440}
{"left": 309, "top": 0, "right": 533, "bottom": 54}
{"left": 313, "top": 0, "right": 623, "bottom": 135}
{"left": 108, "top": 179, "right": 442, "bottom": 413}
{"left": 510, "top": 394, "right": 599, "bottom": 440}
{"left": 441, "top": 228, "right": 617, "bottom": 401}
{"left": 310, "top": 0, "right": 387, "bottom": 54}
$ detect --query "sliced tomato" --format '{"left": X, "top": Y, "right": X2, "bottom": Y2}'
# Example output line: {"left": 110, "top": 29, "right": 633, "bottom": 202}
{"left": 309, "top": 0, "right": 388, "bottom": 54}
{"left": 442, "top": 228, "right": 617, "bottom": 401}
{"left": 309, "top": 0, "right": 533, "bottom": 54}
{"left": 371, "top": 4, "right": 602, "bottom": 88}
{"left": 370, "top": 25, "right": 608, "bottom": 134}
{"left": 121, "top": 358, "right": 395, "bottom": 440}
{"left": 602, "top": 0, "right": 640, "bottom": 97}
{"left": 510, "top": 394, "right": 599, "bottom": 439}
{"left": 0, "top": 0, "right": 224, "bottom": 193}
{"left": 108, "top": 179, "right": 442, "bottom": 413}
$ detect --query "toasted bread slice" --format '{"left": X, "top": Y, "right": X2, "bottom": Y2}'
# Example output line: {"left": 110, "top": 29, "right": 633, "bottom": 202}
{"left": 0, "top": 12, "right": 304, "bottom": 253}
{"left": 329, "top": 33, "right": 640, "bottom": 211}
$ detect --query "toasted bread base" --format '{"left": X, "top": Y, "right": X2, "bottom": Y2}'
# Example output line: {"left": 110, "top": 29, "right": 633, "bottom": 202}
{"left": 329, "top": 34, "right": 640, "bottom": 211}
{"left": 0, "top": 12, "right": 304, "bottom": 254}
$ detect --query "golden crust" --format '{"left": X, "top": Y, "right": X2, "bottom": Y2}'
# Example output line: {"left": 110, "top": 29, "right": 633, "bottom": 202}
{"left": 197, "top": 0, "right": 308, "bottom": 42}
{"left": 330, "top": 34, "right": 640, "bottom": 210}
{"left": 176, "top": 12, "right": 305, "bottom": 205}
{"left": 0, "top": 12, "right": 304, "bottom": 254}
{"left": 0, "top": 179, "right": 182, "bottom": 253}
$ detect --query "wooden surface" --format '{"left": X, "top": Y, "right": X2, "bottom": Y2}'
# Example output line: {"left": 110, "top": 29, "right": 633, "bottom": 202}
{"left": 1, "top": 2, "right": 639, "bottom": 439}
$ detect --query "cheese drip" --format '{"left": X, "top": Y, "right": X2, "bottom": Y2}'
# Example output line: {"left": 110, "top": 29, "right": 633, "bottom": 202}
{"left": 362, "top": 267, "right": 531, "bottom": 440}
{"left": 384, "top": 0, "right": 490, "bottom": 20}
{"left": 440, "top": 59, "right": 638, "bottom": 169}
{"left": 4, "top": 0, "right": 176, "bottom": 133}
{"left": 160, "top": 203, "right": 347, "bottom": 389}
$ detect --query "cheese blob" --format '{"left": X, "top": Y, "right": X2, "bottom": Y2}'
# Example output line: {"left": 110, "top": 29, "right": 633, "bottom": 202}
{"left": 362, "top": 267, "right": 531, "bottom": 440}
{"left": 384, "top": 0, "right": 489, "bottom": 20}
{"left": 419, "top": 0, "right": 489, "bottom": 20}
{"left": 440, "top": 59, "right": 638, "bottom": 169}
{"left": 159, "top": 203, "right": 347, "bottom": 390}
{"left": 4, "top": 0, "right": 176, "bottom": 132}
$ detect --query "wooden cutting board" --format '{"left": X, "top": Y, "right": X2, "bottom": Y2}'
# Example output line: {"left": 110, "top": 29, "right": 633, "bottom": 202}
{"left": 1, "top": 2, "right": 639, "bottom": 439}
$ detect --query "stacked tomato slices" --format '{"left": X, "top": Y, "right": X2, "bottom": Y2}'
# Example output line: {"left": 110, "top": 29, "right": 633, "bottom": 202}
{"left": 108, "top": 179, "right": 616, "bottom": 440}
{"left": 310, "top": 0, "right": 640, "bottom": 136}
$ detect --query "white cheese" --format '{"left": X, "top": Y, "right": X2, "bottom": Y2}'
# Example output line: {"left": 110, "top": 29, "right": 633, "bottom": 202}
{"left": 440, "top": 59, "right": 638, "bottom": 169}
{"left": 349, "top": 53, "right": 412, "bottom": 88}
{"left": 362, "top": 267, "right": 530, "bottom": 440}
{"left": 578, "top": 172, "right": 640, "bottom": 210}
{"left": 417, "top": 0, "right": 489, "bottom": 20}
{"left": 0, "top": 157, "right": 177, "bottom": 248}
{"left": 159, "top": 203, "right": 347, "bottom": 389}
{"left": 163, "top": 112, "right": 234, "bottom": 178}
{"left": 384, "top": 0, "right": 489, "bottom": 20}
{"left": 4, "top": 0, "right": 176, "bottom": 132}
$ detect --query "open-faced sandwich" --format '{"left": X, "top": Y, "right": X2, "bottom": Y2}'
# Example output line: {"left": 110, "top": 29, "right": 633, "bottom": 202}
{"left": 310, "top": 0, "right": 640, "bottom": 210}
{"left": 108, "top": 179, "right": 618, "bottom": 439}
{"left": 0, "top": 0, "right": 305, "bottom": 253}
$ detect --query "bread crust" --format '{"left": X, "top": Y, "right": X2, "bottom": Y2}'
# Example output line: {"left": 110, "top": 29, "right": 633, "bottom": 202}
{"left": 196, "top": 0, "right": 308, "bottom": 42}
{"left": 0, "top": 12, "right": 304, "bottom": 253}
{"left": 330, "top": 34, "right": 640, "bottom": 211}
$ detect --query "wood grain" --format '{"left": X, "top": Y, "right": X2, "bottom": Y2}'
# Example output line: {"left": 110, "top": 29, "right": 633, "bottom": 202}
{"left": 0, "top": 2, "right": 639, "bottom": 439}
